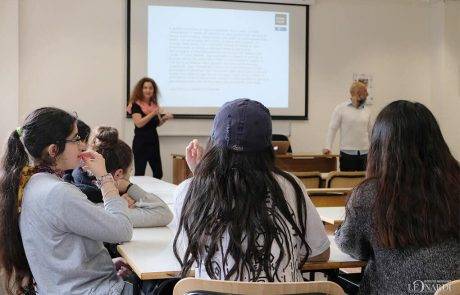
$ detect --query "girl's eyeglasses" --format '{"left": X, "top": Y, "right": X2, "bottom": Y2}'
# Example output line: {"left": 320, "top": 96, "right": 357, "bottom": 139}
{"left": 65, "top": 134, "right": 81, "bottom": 143}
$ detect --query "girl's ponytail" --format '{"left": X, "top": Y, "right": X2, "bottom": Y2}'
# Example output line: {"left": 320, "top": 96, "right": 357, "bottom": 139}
{"left": 0, "top": 129, "right": 34, "bottom": 294}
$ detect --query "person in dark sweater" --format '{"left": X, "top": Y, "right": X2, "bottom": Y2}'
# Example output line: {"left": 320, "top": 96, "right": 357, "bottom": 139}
{"left": 335, "top": 100, "right": 459, "bottom": 295}
{"left": 126, "top": 77, "right": 173, "bottom": 178}
{"left": 62, "top": 119, "right": 104, "bottom": 203}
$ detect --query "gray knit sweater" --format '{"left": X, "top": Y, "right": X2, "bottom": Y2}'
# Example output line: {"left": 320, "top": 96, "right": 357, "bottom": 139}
{"left": 335, "top": 180, "right": 459, "bottom": 295}
{"left": 19, "top": 173, "right": 133, "bottom": 295}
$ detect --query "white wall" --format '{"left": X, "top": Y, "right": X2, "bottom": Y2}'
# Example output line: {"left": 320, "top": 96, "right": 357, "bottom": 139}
{"left": 1, "top": 0, "right": 459, "bottom": 181}
{"left": 18, "top": 0, "right": 126, "bottom": 132}
{"left": 0, "top": 0, "right": 19, "bottom": 147}
{"left": 433, "top": 0, "right": 460, "bottom": 159}
{"left": 292, "top": 0, "right": 438, "bottom": 153}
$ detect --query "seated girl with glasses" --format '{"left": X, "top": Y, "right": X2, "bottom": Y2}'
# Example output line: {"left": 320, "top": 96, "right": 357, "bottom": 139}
{"left": 0, "top": 107, "right": 134, "bottom": 294}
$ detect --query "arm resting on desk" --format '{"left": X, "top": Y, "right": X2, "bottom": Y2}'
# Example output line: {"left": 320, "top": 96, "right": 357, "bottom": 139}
{"left": 126, "top": 184, "right": 174, "bottom": 227}
{"left": 308, "top": 247, "right": 330, "bottom": 262}
{"left": 335, "top": 182, "right": 374, "bottom": 260}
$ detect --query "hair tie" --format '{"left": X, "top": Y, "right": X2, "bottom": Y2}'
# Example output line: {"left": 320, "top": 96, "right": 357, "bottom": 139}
{"left": 16, "top": 127, "right": 23, "bottom": 137}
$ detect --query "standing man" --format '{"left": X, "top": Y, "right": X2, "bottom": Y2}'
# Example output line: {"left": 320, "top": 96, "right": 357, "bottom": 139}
{"left": 323, "top": 81, "right": 372, "bottom": 171}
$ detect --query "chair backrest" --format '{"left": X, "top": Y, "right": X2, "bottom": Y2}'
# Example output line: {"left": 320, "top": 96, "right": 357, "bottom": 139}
{"left": 173, "top": 278, "right": 346, "bottom": 295}
{"left": 273, "top": 141, "right": 291, "bottom": 155}
{"left": 434, "top": 280, "right": 460, "bottom": 295}
{"left": 272, "top": 134, "right": 292, "bottom": 153}
{"left": 293, "top": 172, "right": 321, "bottom": 189}
{"left": 326, "top": 171, "right": 365, "bottom": 188}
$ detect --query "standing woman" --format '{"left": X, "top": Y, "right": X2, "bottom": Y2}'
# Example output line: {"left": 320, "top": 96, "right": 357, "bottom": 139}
{"left": 127, "top": 77, "right": 173, "bottom": 178}
{"left": 335, "top": 100, "right": 459, "bottom": 294}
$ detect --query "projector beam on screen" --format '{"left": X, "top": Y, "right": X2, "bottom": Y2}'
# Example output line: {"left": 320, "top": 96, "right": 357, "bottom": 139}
{"left": 128, "top": 0, "right": 309, "bottom": 119}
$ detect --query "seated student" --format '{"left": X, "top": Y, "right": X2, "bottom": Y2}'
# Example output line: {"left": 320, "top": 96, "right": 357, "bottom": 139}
{"left": 62, "top": 119, "right": 103, "bottom": 204}
{"left": 63, "top": 119, "right": 91, "bottom": 182}
{"left": 0, "top": 107, "right": 134, "bottom": 294}
{"left": 73, "top": 126, "right": 173, "bottom": 228}
{"left": 173, "top": 99, "right": 330, "bottom": 282}
{"left": 335, "top": 100, "right": 459, "bottom": 295}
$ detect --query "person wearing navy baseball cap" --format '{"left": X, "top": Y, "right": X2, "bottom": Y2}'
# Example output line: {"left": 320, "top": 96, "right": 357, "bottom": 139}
{"left": 173, "top": 98, "right": 330, "bottom": 282}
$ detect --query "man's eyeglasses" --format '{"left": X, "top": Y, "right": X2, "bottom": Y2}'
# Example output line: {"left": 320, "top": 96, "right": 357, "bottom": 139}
{"left": 65, "top": 134, "right": 82, "bottom": 144}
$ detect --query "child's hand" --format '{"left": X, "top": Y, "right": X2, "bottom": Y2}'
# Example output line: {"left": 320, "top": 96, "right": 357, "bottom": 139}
{"left": 79, "top": 150, "right": 108, "bottom": 178}
{"left": 112, "top": 257, "right": 132, "bottom": 278}
{"left": 121, "top": 193, "right": 136, "bottom": 208}
{"left": 185, "top": 139, "right": 204, "bottom": 174}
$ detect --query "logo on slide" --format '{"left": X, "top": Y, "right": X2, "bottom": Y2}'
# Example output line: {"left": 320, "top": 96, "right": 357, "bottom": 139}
{"left": 275, "top": 14, "right": 287, "bottom": 26}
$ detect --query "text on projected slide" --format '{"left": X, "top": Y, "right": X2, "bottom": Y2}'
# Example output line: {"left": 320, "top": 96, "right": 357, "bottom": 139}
{"left": 148, "top": 6, "right": 289, "bottom": 108}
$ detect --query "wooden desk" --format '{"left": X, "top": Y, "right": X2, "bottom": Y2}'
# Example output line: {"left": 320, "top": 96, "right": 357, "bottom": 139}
{"left": 118, "top": 228, "right": 365, "bottom": 280}
{"left": 172, "top": 154, "right": 193, "bottom": 186}
{"left": 118, "top": 227, "right": 181, "bottom": 280}
{"left": 172, "top": 153, "right": 339, "bottom": 185}
{"left": 275, "top": 154, "right": 338, "bottom": 173}
{"left": 316, "top": 207, "right": 345, "bottom": 229}
{"left": 302, "top": 236, "right": 365, "bottom": 271}
{"left": 306, "top": 188, "right": 351, "bottom": 207}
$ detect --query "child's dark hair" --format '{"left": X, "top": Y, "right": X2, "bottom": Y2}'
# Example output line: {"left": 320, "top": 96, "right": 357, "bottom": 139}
{"left": 77, "top": 120, "right": 91, "bottom": 143}
{"left": 90, "top": 126, "right": 133, "bottom": 174}
{"left": 0, "top": 107, "right": 76, "bottom": 293}
{"left": 173, "top": 142, "right": 311, "bottom": 281}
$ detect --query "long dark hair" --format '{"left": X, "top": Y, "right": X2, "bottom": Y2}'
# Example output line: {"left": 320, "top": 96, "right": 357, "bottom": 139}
{"left": 173, "top": 142, "right": 310, "bottom": 281}
{"left": 0, "top": 107, "right": 76, "bottom": 294}
{"left": 129, "top": 77, "right": 159, "bottom": 105}
{"left": 90, "top": 126, "right": 132, "bottom": 173}
{"left": 365, "top": 100, "right": 459, "bottom": 248}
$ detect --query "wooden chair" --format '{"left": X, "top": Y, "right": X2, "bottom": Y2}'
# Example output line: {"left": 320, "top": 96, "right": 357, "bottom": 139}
{"left": 306, "top": 188, "right": 351, "bottom": 207}
{"left": 272, "top": 134, "right": 292, "bottom": 153}
{"left": 325, "top": 171, "right": 365, "bottom": 188}
{"left": 173, "top": 278, "right": 346, "bottom": 295}
{"left": 434, "top": 280, "right": 460, "bottom": 295}
{"left": 293, "top": 171, "right": 322, "bottom": 189}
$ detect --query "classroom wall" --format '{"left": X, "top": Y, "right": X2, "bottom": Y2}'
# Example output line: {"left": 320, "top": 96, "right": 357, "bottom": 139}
{"left": 292, "top": 0, "right": 439, "bottom": 154}
{"left": 433, "top": 0, "right": 460, "bottom": 158}
{"left": 1, "top": 0, "right": 458, "bottom": 182}
{"left": 0, "top": 0, "right": 19, "bottom": 148}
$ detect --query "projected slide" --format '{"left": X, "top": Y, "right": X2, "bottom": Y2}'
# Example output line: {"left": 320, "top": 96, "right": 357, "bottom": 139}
{"left": 147, "top": 6, "right": 290, "bottom": 108}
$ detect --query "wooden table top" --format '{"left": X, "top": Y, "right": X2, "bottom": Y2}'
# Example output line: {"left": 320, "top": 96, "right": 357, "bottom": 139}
{"left": 118, "top": 228, "right": 364, "bottom": 280}
{"left": 316, "top": 207, "right": 345, "bottom": 227}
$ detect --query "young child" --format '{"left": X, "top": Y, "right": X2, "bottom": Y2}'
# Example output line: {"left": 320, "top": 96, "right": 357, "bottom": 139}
{"left": 73, "top": 126, "right": 173, "bottom": 228}
{"left": 335, "top": 101, "right": 459, "bottom": 294}
{"left": 173, "top": 99, "right": 330, "bottom": 282}
{"left": 0, "top": 107, "right": 134, "bottom": 294}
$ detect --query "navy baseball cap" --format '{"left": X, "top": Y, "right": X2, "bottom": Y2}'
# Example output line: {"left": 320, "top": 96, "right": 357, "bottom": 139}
{"left": 211, "top": 98, "right": 272, "bottom": 152}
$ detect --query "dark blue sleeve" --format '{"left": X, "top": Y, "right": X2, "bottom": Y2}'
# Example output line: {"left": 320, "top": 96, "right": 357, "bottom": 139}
{"left": 72, "top": 168, "right": 96, "bottom": 186}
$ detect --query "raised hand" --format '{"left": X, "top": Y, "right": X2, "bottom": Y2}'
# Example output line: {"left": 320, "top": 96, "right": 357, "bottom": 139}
{"left": 185, "top": 139, "right": 204, "bottom": 174}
